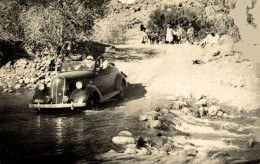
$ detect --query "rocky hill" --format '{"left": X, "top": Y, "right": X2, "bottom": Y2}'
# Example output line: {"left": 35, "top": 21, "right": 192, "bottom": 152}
{"left": 92, "top": 0, "right": 239, "bottom": 44}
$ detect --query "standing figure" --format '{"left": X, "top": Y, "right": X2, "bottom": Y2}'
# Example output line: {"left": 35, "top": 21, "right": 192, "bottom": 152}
{"left": 177, "top": 25, "right": 187, "bottom": 44}
{"left": 165, "top": 24, "right": 174, "bottom": 44}
{"left": 187, "top": 23, "right": 195, "bottom": 44}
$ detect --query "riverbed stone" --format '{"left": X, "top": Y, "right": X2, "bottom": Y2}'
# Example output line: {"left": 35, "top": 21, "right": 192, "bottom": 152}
{"left": 195, "top": 98, "right": 208, "bottom": 106}
{"left": 182, "top": 107, "right": 191, "bottom": 115}
{"left": 222, "top": 113, "right": 229, "bottom": 118}
{"left": 124, "top": 147, "right": 138, "bottom": 154}
{"left": 118, "top": 131, "right": 133, "bottom": 137}
{"left": 217, "top": 110, "right": 224, "bottom": 117}
{"left": 139, "top": 114, "right": 148, "bottom": 121}
{"left": 208, "top": 105, "right": 221, "bottom": 116}
{"left": 112, "top": 136, "right": 135, "bottom": 145}
{"left": 14, "top": 84, "right": 21, "bottom": 90}
{"left": 160, "top": 108, "right": 169, "bottom": 114}
{"left": 149, "top": 120, "right": 162, "bottom": 129}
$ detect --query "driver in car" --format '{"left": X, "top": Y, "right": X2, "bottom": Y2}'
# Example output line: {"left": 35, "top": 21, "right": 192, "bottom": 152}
{"left": 83, "top": 55, "right": 95, "bottom": 69}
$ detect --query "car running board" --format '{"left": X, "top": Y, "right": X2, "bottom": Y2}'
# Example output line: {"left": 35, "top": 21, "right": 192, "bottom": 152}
{"left": 100, "top": 90, "right": 120, "bottom": 103}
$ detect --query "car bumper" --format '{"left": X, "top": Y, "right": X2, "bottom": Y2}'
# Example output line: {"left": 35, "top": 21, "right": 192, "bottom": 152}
{"left": 29, "top": 103, "right": 86, "bottom": 110}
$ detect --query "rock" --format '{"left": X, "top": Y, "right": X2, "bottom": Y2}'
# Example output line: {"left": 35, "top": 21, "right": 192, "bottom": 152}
{"left": 195, "top": 99, "right": 208, "bottom": 106}
{"left": 193, "top": 110, "right": 201, "bottom": 118}
{"left": 14, "top": 84, "right": 21, "bottom": 90}
{"left": 182, "top": 107, "right": 191, "bottom": 115}
{"left": 149, "top": 120, "right": 162, "bottom": 129}
{"left": 124, "top": 147, "right": 138, "bottom": 154}
{"left": 246, "top": 138, "right": 255, "bottom": 148}
{"left": 19, "top": 79, "right": 24, "bottom": 85}
{"left": 160, "top": 108, "right": 169, "bottom": 114}
{"left": 184, "top": 149, "right": 198, "bottom": 157}
{"left": 222, "top": 113, "right": 229, "bottom": 118}
{"left": 112, "top": 136, "right": 135, "bottom": 145}
{"left": 24, "top": 78, "right": 30, "bottom": 84}
{"left": 118, "top": 131, "right": 133, "bottom": 137}
{"left": 174, "top": 101, "right": 188, "bottom": 109}
{"left": 45, "top": 77, "right": 51, "bottom": 83}
{"left": 30, "top": 78, "right": 37, "bottom": 84}
{"left": 139, "top": 114, "right": 148, "bottom": 121}
{"left": 137, "top": 148, "right": 149, "bottom": 155}
{"left": 217, "top": 111, "right": 224, "bottom": 117}
{"left": 208, "top": 105, "right": 221, "bottom": 116}
{"left": 108, "top": 150, "right": 115, "bottom": 153}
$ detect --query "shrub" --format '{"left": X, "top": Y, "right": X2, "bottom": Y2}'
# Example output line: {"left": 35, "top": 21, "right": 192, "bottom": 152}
{"left": 146, "top": 0, "right": 239, "bottom": 41}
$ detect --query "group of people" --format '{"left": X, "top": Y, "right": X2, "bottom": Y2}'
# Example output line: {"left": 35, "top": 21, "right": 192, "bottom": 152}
{"left": 141, "top": 23, "right": 195, "bottom": 45}
{"left": 142, "top": 31, "right": 161, "bottom": 45}
{"left": 165, "top": 23, "right": 195, "bottom": 44}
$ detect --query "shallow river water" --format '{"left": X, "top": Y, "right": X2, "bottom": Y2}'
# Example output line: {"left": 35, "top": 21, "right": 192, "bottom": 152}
{"left": 1, "top": 92, "right": 260, "bottom": 163}
{"left": 0, "top": 92, "right": 144, "bottom": 163}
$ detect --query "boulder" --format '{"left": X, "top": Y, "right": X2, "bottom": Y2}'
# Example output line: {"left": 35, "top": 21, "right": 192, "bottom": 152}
{"left": 193, "top": 110, "right": 201, "bottom": 118}
{"left": 118, "top": 131, "right": 133, "bottom": 137}
{"left": 124, "top": 147, "right": 138, "bottom": 154}
{"left": 24, "top": 78, "right": 30, "bottom": 84}
{"left": 217, "top": 111, "right": 224, "bottom": 117}
{"left": 14, "top": 84, "right": 21, "bottom": 90}
{"left": 139, "top": 114, "right": 148, "bottom": 121}
{"left": 160, "top": 108, "right": 169, "bottom": 114}
{"left": 222, "top": 113, "right": 229, "bottom": 118}
{"left": 208, "top": 105, "right": 221, "bottom": 116}
{"left": 137, "top": 148, "right": 149, "bottom": 155}
{"left": 149, "top": 120, "right": 162, "bottom": 129}
{"left": 182, "top": 107, "right": 191, "bottom": 115}
{"left": 112, "top": 136, "right": 135, "bottom": 145}
{"left": 195, "top": 99, "right": 208, "bottom": 106}
{"left": 184, "top": 149, "right": 198, "bottom": 157}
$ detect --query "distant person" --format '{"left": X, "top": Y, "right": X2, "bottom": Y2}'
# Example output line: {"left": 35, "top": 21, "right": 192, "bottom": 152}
{"left": 140, "top": 23, "right": 146, "bottom": 32}
{"left": 177, "top": 25, "right": 186, "bottom": 44}
{"left": 187, "top": 23, "right": 195, "bottom": 44}
{"left": 141, "top": 30, "right": 149, "bottom": 44}
{"left": 165, "top": 24, "right": 174, "bottom": 44}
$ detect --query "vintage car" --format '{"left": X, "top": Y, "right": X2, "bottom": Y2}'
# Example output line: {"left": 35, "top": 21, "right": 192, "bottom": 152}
{"left": 29, "top": 56, "right": 127, "bottom": 110}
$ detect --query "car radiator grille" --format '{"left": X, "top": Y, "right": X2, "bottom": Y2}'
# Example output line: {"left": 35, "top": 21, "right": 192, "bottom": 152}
{"left": 51, "top": 77, "right": 66, "bottom": 104}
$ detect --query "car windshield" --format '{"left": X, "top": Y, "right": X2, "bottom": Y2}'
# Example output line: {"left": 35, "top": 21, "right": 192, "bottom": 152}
{"left": 61, "top": 61, "right": 95, "bottom": 72}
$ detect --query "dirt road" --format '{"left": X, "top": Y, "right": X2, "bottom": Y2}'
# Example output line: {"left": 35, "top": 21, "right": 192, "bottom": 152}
{"left": 113, "top": 43, "right": 260, "bottom": 110}
{"left": 98, "top": 43, "right": 260, "bottom": 163}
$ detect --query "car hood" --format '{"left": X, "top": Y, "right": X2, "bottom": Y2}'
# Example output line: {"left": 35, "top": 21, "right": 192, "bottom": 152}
{"left": 58, "top": 71, "right": 95, "bottom": 80}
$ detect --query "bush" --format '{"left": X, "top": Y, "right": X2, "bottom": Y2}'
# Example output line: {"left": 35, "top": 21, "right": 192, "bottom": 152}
{"left": 146, "top": 0, "right": 239, "bottom": 41}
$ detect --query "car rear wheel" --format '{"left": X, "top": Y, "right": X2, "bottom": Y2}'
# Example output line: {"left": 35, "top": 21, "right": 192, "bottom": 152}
{"left": 118, "top": 80, "right": 126, "bottom": 100}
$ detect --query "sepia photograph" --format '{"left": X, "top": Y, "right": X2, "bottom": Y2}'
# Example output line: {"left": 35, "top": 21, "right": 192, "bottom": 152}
{"left": 0, "top": 0, "right": 259, "bottom": 163}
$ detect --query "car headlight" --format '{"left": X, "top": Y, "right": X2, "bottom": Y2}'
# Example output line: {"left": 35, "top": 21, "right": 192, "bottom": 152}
{"left": 38, "top": 84, "right": 45, "bottom": 91}
{"left": 76, "top": 81, "right": 83, "bottom": 89}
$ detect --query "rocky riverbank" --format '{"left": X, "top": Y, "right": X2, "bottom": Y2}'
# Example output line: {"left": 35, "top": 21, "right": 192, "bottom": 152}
{"left": 98, "top": 96, "right": 259, "bottom": 163}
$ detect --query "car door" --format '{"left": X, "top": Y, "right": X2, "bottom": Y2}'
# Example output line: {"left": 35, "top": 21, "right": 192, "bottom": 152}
{"left": 93, "top": 67, "right": 114, "bottom": 95}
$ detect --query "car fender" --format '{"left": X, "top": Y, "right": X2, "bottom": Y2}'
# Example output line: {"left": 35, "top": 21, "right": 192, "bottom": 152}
{"left": 70, "top": 85, "right": 102, "bottom": 103}
{"left": 114, "top": 73, "right": 126, "bottom": 90}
